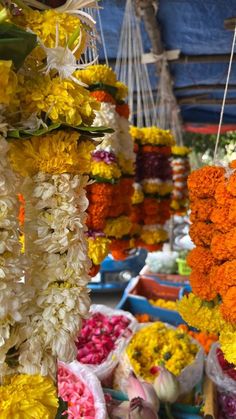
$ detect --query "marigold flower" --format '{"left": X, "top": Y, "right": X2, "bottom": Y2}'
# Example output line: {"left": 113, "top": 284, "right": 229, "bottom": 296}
{"left": 210, "top": 205, "right": 235, "bottom": 232}
{"left": 142, "top": 145, "right": 172, "bottom": 155}
{"left": 188, "top": 166, "right": 225, "bottom": 199}
{"left": 190, "top": 269, "right": 217, "bottom": 301}
{"left": 221, "top": 287, "right": 236, "bottom": 323}
{"left": 171, "top": 146, "right": 191, "bottom": 156}
{"left": 116, "top": 102, "right": 130, "bottom": 119}
{"left": 0, "top": 60, "right": 17, "bottom": 106}
{"left": 87, "top": 182, "right": 113, "bottom": 199}
{"left": 130, "top": 126, "right": 175, "bottom": 147}
{"left": 104, "top": 216, "right": 132, "bottom": 238}
{"left": 9, "top": 131, "right": 89, "bottom": 177}
{"left": 226, "top": 172, "right": 236, "bottom": 197}
{"left": 90, "top": 90, "right": 116, "bottom": 104}
{"left": 189, "top": 221, "right": 215, "bottom": 247}
{"left": 90, "top": 161, "right": 121, "bottom": 180}
{"left": 219, "top": 329, "right": 236, "bottom": 365}
{"left": 187, "top": 247, "right": 215, "bottom": 274}
{"left": 228, "top": 199, "right": 236, "bottom": 223}
{"left": 215, "top": 180, "right": 233, "bottom": 205}
{"left": 87, "top": 236, "right": 111, "bottom": 265}
{"left": 130, "top": 205, "right": 143, "bottom": 223}
{"left": 140, "top": 227, "right": 168, "bottom": 245}
{"left": 110, "top": 238, "right": 135, "bottom": 260}
{"left": 142, "top": 181, "right": 173, "bottom": 196}
{"left": 132, "top": 184, "right": 144, "bottom": 204}
{"left": 211, "top": 233, "right": 231, "bottom": 261}
{"left": 212, "top": 260, "right": 236, "bottom": 297}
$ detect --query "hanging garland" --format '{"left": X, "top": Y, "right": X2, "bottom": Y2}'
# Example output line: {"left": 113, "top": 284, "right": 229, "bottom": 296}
{"left": 171, "top": 146, "right": 191, "bottom": 215}
{"left": 178, "top": 163, "right": 236, "bottom": 365}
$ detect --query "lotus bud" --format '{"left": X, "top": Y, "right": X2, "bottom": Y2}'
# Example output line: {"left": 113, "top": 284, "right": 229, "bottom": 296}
{"left": 153, "top": 366, "right": 180, "bottom": 403}
{"left": 129, "top": 397, "right": 159, "bottom": 419}
{"left": 127, "top": 372, "right": 160, "bottom": 411}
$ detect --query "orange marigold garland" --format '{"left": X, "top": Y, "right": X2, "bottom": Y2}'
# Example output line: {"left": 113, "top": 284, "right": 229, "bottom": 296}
{"left": 178, "top": 162, "right": 236, "bottom": 365}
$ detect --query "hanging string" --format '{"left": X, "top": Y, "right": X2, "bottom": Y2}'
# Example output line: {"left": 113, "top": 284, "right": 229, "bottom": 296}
{"left": 214, "top": 25, "right": 236, "bottom": 163}
{"left": 96, "top": 3, "right": 109, "bottom": 66}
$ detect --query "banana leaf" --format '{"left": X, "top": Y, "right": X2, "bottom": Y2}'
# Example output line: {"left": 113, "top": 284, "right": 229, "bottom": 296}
{"left": 0, "top": 22, "right": 37, "bottom": 69}
{"left": 89, "top": 83, "right": 118, "bottom": 98}
{"left": 8, "top": 123, "right": 114, "bottom": 139}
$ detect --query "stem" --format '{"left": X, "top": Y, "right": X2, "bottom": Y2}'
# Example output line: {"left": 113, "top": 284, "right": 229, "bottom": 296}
{"left": 164, "top": 402, "right": 175, "bottom": 419}
{"left": 67, "top": 26, "right": 81, "bottom": 49}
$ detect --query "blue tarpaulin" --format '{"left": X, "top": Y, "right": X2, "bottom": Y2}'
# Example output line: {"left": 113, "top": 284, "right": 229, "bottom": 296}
{"left": 98, "top": 0, "right": 236, "bottom": 127}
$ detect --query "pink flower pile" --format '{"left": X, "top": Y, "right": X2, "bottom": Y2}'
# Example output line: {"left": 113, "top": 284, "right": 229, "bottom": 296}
{"left": 76, "top": 312, "right": 131, "bottom": 365}
{"left": 58, "top": 364, "right": 96, "bottom": 418}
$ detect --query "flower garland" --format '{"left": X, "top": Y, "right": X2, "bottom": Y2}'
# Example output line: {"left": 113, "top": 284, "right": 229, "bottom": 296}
{"left": 77, "top": 65, "right": 135, "bottom": 264}
{"left": 130, "top": 126, "right": 175, "bottom": 251}
{"left": 171, "top": 146, "right": 191, "bottom": 215}
{"left": 178, "top": 164, "right": 236, "bottom": 364}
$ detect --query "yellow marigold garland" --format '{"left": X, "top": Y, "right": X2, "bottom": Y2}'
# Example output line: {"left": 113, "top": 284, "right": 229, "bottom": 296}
{"left": 0, "top": 60, "right": 17, "bottom": 106}
{"left": 87, "top": 236, "right": 111, "bottom": 266}
{"left": 104, "top": 216, "right": 132, "bottom": 239}
{"left": 130, "top": 126, "right": 175, "bottom": 146}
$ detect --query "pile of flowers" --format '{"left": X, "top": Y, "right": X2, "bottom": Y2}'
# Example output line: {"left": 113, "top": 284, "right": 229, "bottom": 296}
{"left": 77, "top": 65, "right": 136, "bottom": 266}
{"left": 126, "top": 321, "right": 198, "bottom": 382}
{"left": 178, "top": 163, "right": 236, "bottom": 365}
{"left": 130, "top": 126, "right": 175, "bottom": 251}
{"left": 177, "top": 324, "right": 218, "bottom": 354}
{"left": 171, "top": 146, "right": 191, "bottom": 215}
{"left": 76, "top": 312, "right": 131, "bottom": 365}
{"left": 149, "top": 298, "right": 178, "bottom": 311}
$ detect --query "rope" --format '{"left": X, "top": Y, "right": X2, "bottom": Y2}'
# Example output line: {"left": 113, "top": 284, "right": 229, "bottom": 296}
{"left": 97, "top": 2, "right": 109, "bottom": 66}
{"left": 214, "top": 25, "right": 236, "bottom": 163}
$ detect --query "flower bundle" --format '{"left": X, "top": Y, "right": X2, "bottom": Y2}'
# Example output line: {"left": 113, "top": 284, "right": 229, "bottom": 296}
{"left": 76, "top": 312, "right": 131, "bottom": 365}
{"left": 130, "top": 126, "right": 174, "bottom": 251}
{"left": 77, "top": 65, "right": 136, "bottom": 263}
{"left": 126, "top": 322, "right": 198, "bottom": 382}
{"left": 178, "top": 164, "right": 236, "bottom": 365}
{"left": 171, "top": 146, "right": 191, "bottom": 215}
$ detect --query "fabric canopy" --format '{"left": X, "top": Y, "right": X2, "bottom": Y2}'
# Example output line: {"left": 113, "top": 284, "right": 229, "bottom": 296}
{"left": 99, "top": 0, "right": 236, "bottom": 130}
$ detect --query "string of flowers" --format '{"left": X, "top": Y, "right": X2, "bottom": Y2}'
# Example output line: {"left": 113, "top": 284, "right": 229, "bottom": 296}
{"left": 77, "top": 65, "right": 136, "bottom": 264}
{"left": 130, "top": 126, "right": 175, "bottom": 251}
{"left": 171, "top": 146, "right": 191, "bottom": 215}
{"left": 178, "top": 163, "right": 236, "bottom": 365}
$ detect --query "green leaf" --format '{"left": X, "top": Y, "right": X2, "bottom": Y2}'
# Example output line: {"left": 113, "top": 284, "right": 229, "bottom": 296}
{"left": 7, "top": 123, "right": 114, "bottom": 140}
{"left": 0, "top": 22, "right": 37, "bottom": 69}
{"left": 89, "top": 83, "right": 118, "bottom": 98}
{"left": 55, "top": 397, "right": 68, "bottom": 419}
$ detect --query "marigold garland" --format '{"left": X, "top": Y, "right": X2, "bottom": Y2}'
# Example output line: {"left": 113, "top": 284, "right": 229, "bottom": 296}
{"left": 0, "top": 60, "right": 17, "bottom": 106}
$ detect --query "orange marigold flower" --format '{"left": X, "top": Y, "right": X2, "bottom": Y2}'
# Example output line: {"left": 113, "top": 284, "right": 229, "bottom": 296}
{"left": 87, "top": 182, "right": 114, "bottom": 197}
{"left": 188, "top": 166, "right": 225, "bottom": 199}
{"left": 115, "top": 102, "right": 130, "bottom": 119}
{"left": 134, "top": 239, "right": 162, "bottom": 252}
{"left": 190, "top": 269, "right": 217, "bottom": 301}
{"left": 229, "top": 160, "right": 236, "bottom": 169}
{"left": 189, "top": 221, "right": 215, "bottom": 247}
{"left": 224, "top": 228, "right": 236, "bottom": 259}
{"left": 110, "top": 238, "right": 133, "bottom": 260}
{"left": 187, "top": 247, "right": 215, "bottom": 274}
{"left": 90, "top": 90, "right": 116, "bottom": 104}
{"left": 215, "top": 180, "right": 233, "bottom": 205}
{"left": 142, "top": 145, "right": 172, "bottom": 155}
{"left": 226, "top": 172, "right": 236, "bottom": 197}
{"left": 210, "top": 261, "right": 236, "bottom": 297}
{"left": 119, "top": 177, "right": 134, "bottom": 196}
{"left": 221, "top": 286, "right": 236, "bottom": 323}
{"left": 210, "top": 205, "right": 234, "bottom": 232}
{"left": 190, "top": 198, "right": 215, "bottom": 222}
{"left": 228, "top": 199, "right": 236, "bottom": 223}
{"left": 211, "top": 233, "right": 231, "bottom": 261}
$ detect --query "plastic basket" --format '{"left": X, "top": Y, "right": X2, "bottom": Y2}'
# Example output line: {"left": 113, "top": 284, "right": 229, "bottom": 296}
{"left": 177, "top": 258, "right": 191, "bottom": 276}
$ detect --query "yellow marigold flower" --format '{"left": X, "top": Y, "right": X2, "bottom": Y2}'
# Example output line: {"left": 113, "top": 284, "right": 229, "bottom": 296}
{"left": 0, "top": 60, "right": 17, "bottom": 106}
{"left": 0, "top": 374, "right": 58, "bottom": 418}
{"left": 14, "top": 9, "right": 87, "bottom": 61}
{"left": 132, "top": 185, "right": 144, "bottom": 205}
{"left": 141, "top": 228, "right": 168, "bottom": 245}
{"left": 126, "top": 322, "right": 198, "bottom": 382}
{"left": 90, "top": 161, "right": 121, "bottom": 180}
{"left": 75, "top": 65, "right": 128, "bottom": 100}
{"left": 18, "top": 73, "right": 100, "bottom": 126}
{"left": 142, "top": 181, "right": 173, "bottom": 196}
{"left": 9, "top": 131, "right": 90, "bottom": 177}
{"left": 77, "top": 140, "right": 95, "bottom": 173}
{"left": 130, "top": 126, "right": 175, "bottom": 146}
{"left": 172, "top": 146, "right": 191, "bottom": 156}
{"left": 219, "top": 329, "right": 236, "bottom": 365}
{"left": 118, "top": 154, "right": 135, "bottom": 175}
{"left": 104, "top": 216, "right": 132, "bottom": 238}
{"left": 178, "top": 293, "right": 227, "bottom": 335}
{"left": 87, "top": 236, "right": 111, "bottom": 265}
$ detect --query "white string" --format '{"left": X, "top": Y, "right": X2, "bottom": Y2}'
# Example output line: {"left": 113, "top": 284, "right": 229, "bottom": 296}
{"left": 214, "top": 25, "right": 236, "bottom": 163}
{"left": 96, "top": 4, "right": 109, "bottom": 66}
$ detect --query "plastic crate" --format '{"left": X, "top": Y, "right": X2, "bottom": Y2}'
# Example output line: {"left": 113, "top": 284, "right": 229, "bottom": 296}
{"left": 177, "top": 258, "right": 192, "bottom": 276}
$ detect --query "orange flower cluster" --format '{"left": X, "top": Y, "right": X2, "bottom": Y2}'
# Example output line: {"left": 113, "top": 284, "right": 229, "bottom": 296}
{"left": 90, "top": 90, "right": 116, "bottom": 104}
{"left": 187, "top": 163, "right": 236, "bottom": 326}
{"left": 115, "top": 103, "right": 130, "bottom": 119}
{"left": 177, "top": 324, "right": 218, "bottom": 354}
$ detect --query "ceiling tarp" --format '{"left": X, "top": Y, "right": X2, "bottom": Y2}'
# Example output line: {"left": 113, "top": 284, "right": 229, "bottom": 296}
{"left": 99, "top": 0, "right": 236, "bottom": 127}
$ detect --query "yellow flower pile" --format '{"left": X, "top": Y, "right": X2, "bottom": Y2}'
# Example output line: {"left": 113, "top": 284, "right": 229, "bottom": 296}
{"left": 126, "top": 322, "right": 198, "bottom": 382}
{"left": 0, "top": 374, "right": 58, "bottom": 419}
{"left": 14, "top": 9, "right": 87, "bottom": 61}
{"left": 142, "top": 181, "right": 173, "bottom": 196}
{"left": 104, "top": 216, "right": 132, "bottom": 239}
{"left": 0, "top": 60, "right": 17, "bottom": 106}
{"left": 9, "top": 131, "right": 91, "bottom": 177}
{"left": 171, "top": 146, "right": 191, "bottom": 156}
{"left": 17, "top": 74, "right": 100, "bottom": 126}
{"left": 149, "top": 298, "right": 177, "bottom": 311}
{"left": 76, "top": 65, "right": 128, "bottom": 100}
{"left": 130, "top": 126, "right": 175, "bottom": 146}
{"left": 87, "top": 236, "right": 111, "bottom": 266}
{"left": 90, "top": 161, "right": 121, "bottom": 180}
{"left": 178, "top": 293, "right": 236, "bottom": 364}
